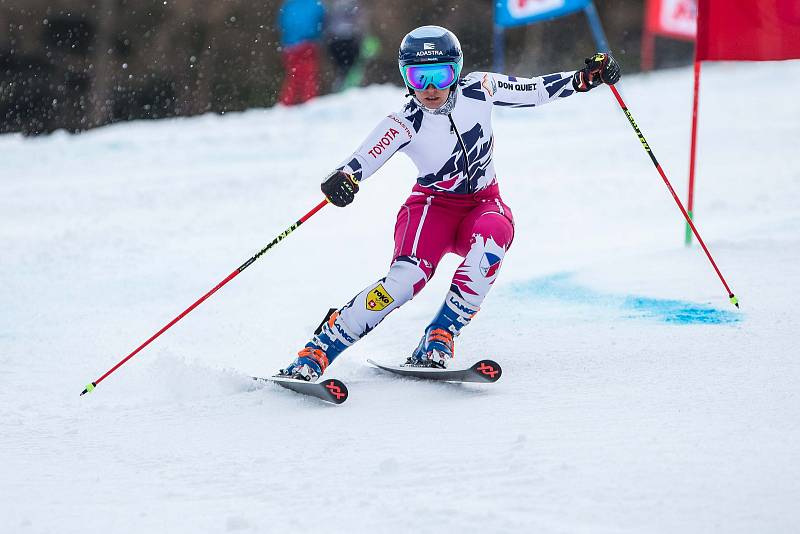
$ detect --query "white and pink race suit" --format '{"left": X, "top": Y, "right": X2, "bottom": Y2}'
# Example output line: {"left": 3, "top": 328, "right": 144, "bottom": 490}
{"left": 308, "top": 70, "right": 578, "bottom": 361}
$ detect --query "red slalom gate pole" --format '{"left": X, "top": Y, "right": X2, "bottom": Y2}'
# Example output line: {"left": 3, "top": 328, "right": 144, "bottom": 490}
{"left": 80, "top": 199, "right": 329, "bottom": 396}
{"left": 685, "top": 60, "right": 702, "bottom": 246}
{"left": 606, "top": 84, "right": 739, "bottom": 308}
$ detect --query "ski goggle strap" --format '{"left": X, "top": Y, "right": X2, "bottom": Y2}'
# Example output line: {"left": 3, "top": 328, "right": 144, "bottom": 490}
{"left": 403, "top": 63, "right": 458, "bottom": 91}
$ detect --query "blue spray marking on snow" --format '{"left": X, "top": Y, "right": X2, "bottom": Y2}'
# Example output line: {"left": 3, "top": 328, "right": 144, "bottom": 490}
{"left": 509, "top": 273, "right": 740, "bottom": 325}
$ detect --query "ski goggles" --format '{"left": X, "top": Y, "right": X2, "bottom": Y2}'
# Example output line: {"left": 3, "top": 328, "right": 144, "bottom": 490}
{"left": 402, "top": 63, "right": 458, "bottom": 91}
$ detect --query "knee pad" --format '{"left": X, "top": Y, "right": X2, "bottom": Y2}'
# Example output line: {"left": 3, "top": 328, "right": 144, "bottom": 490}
{"left": 391, "top": 255, "right": 433, "bottom": 297}
{"left": 336, "top": 256, "right": 432, "bottom": 340}
{"left": 471, "top": 212, "right": 514, "bottom": 250}
{"left": 451, "top": 234, "right": 508, "bottom": 307}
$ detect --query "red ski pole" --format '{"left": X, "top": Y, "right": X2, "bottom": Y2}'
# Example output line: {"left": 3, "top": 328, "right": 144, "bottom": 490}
{"left": 80, "top": 198, "right": 329, "bottom": 396}
{"left": 607, "top": 84, "right": 739, "bottom": 308}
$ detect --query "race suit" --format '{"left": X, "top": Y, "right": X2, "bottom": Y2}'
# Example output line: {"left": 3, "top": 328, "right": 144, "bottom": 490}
{"left": 312, "top": 70, "right": 578, "bottom": 357}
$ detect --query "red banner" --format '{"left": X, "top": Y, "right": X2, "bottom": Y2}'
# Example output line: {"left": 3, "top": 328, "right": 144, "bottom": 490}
{"left": 697, "top": 0, "right": 800, "bottom": 61}
{"left": 645, "top": 0, "right": 697, "bottom": 40}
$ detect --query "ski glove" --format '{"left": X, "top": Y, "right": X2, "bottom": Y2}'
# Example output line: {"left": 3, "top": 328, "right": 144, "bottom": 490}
{"left": 572, "top": 53, "right": 621, "bottom": 92}
{"left": 321, "top": 170, "right": 359, "bottom": 207}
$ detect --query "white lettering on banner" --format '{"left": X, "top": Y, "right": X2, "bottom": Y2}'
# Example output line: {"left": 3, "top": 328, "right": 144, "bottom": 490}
{"left": 509, "top": 0, "right": 565, "bottom": 18}
{"left": 659, "top": 0, "right": 697, "bottom": 38}
{"left": 368, "top": 128, "right": 401, "bottom": 158}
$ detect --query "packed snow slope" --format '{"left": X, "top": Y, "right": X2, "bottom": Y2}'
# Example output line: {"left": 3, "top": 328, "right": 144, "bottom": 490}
{"left": 2, "top": 61, "right": 799, "bottom": 534}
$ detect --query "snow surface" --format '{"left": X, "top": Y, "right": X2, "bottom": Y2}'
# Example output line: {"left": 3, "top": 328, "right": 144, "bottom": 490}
{"left": 2, "top": 61, "right": 799, "bottom": 533}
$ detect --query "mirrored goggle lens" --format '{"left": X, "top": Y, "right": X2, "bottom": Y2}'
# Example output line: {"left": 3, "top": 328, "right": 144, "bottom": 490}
{"left": 404, "top": 64, "right": 456, "bottom": 90}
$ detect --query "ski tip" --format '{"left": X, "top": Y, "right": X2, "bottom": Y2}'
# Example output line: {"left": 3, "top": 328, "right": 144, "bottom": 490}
{"left": 254, "top": 375, "right": 349, "bottom": 405}
{"left": 322, "top": 378, "right": 349, "bottom": 404}
{"left": 469, "top": 360, "right": 502, "bottom": 383}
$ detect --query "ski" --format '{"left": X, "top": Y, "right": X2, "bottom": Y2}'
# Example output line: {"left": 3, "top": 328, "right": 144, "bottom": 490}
{"left": 366, "top": 358, "right": 502, "bottom": 383}
{"left": 253, "top": 376, "right": 349, "bottom": 405}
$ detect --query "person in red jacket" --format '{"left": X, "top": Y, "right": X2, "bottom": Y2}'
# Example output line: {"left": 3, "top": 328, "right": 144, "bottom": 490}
{"left": 278, "top": 0, "right": 326, "bottom": 105}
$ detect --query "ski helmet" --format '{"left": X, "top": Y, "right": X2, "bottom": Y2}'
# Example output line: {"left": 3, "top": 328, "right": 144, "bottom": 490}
{"left": 398, "top": 26, "right": 463, "bottom": 90}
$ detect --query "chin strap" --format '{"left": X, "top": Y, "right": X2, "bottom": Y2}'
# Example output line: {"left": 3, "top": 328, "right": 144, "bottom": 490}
{"left": 407, "top": 85, "right": 459, "bottom": 115}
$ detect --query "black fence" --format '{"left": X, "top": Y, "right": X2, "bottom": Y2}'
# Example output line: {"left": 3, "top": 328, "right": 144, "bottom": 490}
{"left": 0, "top": 0, "right": 693, "bottom": 135}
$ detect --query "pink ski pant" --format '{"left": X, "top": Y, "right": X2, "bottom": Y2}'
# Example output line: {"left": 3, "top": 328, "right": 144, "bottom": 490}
{"left": 333, "top": 184, "right": 514, "bottom": 342}
{"left": 393, "top": 184, "right": 514, "bottom": 287}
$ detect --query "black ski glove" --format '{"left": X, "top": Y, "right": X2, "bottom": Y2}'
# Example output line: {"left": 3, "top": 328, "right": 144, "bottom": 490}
{"left": 572, "top": 53, "right": 621, "bottom": 92}
{"left": 321, "top": 170, "right": 359, "bottom": 207}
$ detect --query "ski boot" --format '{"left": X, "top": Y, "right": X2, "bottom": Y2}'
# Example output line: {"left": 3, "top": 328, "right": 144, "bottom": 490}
{"left": 406, "top": 325, "right": 455, "bottom": 369}
{"left": 405, "top": 290, "right": 480, "bottom": 369}
{"left": 277, "top": 347, "right": 329, "bottom": 382}
{"left": 276, "top": 309, "right": 357, "bottom": 381}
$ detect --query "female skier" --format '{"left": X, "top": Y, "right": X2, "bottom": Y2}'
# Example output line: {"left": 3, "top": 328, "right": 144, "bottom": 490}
{"left": 278, "top": 25, "right": 620, "bottom": 381}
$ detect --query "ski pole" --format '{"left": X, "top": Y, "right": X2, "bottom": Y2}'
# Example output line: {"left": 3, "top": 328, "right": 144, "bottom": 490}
{"left": 80, "top": 198, "right": 329, "bottom": 396}
{"left": 606, "top": 84, "right": 739, "bottom": 308}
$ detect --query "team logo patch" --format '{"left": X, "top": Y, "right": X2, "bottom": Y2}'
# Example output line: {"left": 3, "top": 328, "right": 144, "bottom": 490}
{"left": 366, "top": 284, "right": 394, "bottom": 311}
{"left": 481, "top": 73, "right": 496, "bottom": 97}
{"left": 479, "top": 253, "right": 502, "bottom": 277}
